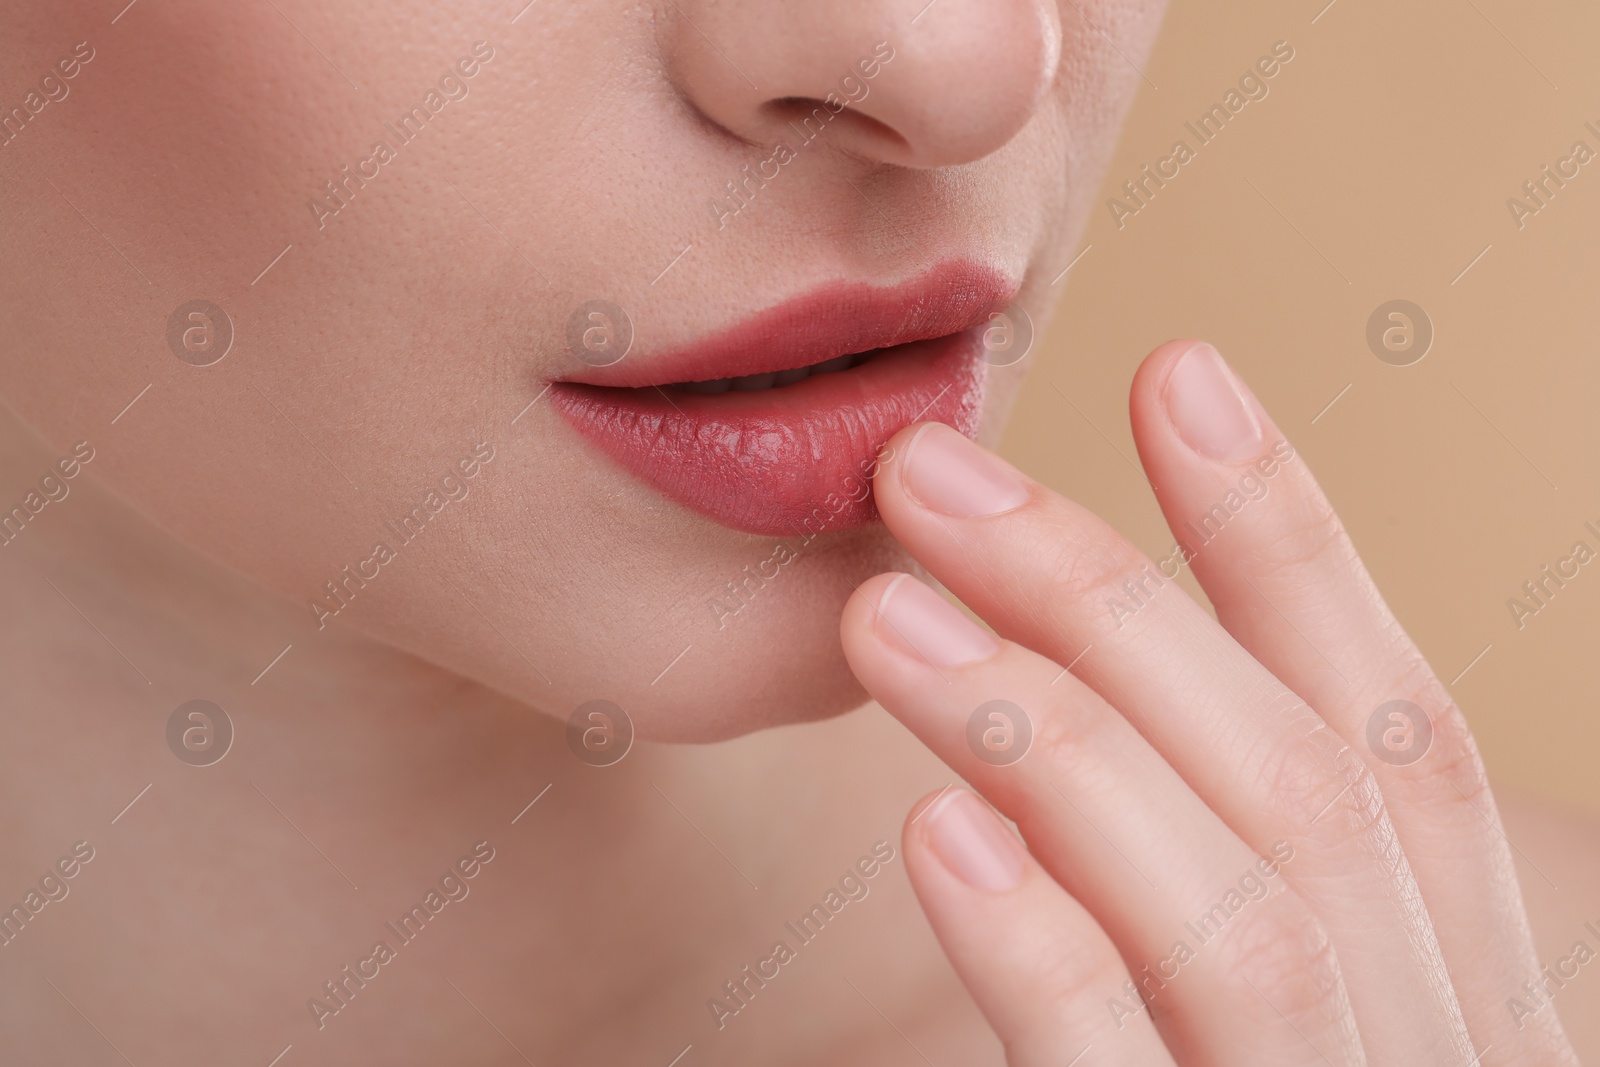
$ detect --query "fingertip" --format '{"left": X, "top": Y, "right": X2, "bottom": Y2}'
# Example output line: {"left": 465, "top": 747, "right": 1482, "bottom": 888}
{"left": 842, "top": 571, "right": 908, "bottom": 628}
{"left": 1131, "top": 339, "right": 1286, "bottom": 468}
{"left": 876, "top": 420, "right": 1032, "bottom": 526}
{"left": 875, "top": 421, "right": 937, "bottom": 484}
{"left": 905, "top": 787, "right": 1027, "bottom": 892}
{"left": 838, "top": 570, "right": 910, "bottom": 668}
{"left": 905, "top": 785, "right": 960, "bottom": 840}
{"left": 900, "top": 788, "right": 951, "bottom": 890}
{"left": 1140, "top": 338, "right": 1213, "bottom": 377}
{"left": 1129, "top": 340, "right": 1199, "bottom": 460}
{"left": 1130, "top": 338, "right": 1214, "bottom": 418}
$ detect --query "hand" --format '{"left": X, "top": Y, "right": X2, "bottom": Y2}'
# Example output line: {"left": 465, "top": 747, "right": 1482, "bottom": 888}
{"left": 839, "top": 341, "right": 1579, "bottom": 1065}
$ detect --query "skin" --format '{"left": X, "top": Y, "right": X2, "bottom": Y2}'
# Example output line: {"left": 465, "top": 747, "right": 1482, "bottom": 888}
{"left": 0, "top": 0, "right": 1161, "bottom": 741}
{"left": 841, "top": 346, "right": 1595, "bottom": 1063}
{"left": 0, "top": 1, "right": 1594, "bottom": 1064}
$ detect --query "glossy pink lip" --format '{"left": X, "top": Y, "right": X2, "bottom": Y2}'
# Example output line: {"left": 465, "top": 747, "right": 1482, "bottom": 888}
{"left": 551, "top": 261, "right": 1015, "bottom": 536}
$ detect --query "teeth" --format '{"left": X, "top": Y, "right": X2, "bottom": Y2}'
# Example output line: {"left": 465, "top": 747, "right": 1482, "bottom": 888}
{"left": 676, "top": 351, "right": 873, "bottom": 393}
{"left": 681, "top": 378, "right": 733, "bottom": 394}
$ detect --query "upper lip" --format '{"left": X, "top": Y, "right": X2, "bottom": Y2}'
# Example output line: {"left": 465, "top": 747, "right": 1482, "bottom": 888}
{"left": 556, "top": 260, "right": 1017, "bottom": 389}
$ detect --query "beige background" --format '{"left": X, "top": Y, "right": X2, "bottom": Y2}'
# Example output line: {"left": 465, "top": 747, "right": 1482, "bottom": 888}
{"left": 1009, "top": 0, "right": 1600, "bottom": 814}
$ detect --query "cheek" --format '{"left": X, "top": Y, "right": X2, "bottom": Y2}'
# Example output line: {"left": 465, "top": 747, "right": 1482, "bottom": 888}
{"left": 976, "top": 355, "right": 1031, "bottom": 449}
{"left": 0, "top": 6, "right": 588, "bottom": 645}
{"left": 2, "top": 0, "right": 1147, "bottom": 742}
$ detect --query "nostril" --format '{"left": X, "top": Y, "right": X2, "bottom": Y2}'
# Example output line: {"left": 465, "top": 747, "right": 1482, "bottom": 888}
{"left": 764, "top": 96, "right": 827, "bottom": 121}
{"left": 761, "top": 96, "right": 911, "bottom": 158}
{"left": 664, "top": 1, "right": 1061, "bottom": 170}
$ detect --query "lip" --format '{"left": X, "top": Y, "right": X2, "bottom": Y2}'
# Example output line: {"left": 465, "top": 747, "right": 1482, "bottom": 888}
{"left": 551, "top": 260, "right": 1015, "bottom": 536}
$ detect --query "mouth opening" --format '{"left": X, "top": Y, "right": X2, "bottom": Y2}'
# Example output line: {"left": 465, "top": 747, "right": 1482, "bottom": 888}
{"left": 670, "top": 347, "right": 886, "bottom": 394}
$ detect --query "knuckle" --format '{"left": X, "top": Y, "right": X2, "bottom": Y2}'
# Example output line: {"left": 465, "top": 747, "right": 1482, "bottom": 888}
{"left": 1023, "top": 698, "right": 1117, "bottom": 793}
{"left": 985, "top": 923, "right": 1135, "bottom": 1063}
{"left": 1243, "top": 494, "right": 1352, "bottom": 578}
{"left": 1032, "top": 518, "right": 1156, "bottom": 621}
{"left": 1215, "top": 892, "right": 1347, "bottom": 1032}
{"left": 1257, "top": 706, "right": 1391, "bottom": 847}
{"left": 1020, "top": 926, "right": 1131, "bottom": 1010}
{"left": 1365, "top": 657, "right": 1495, "bottom": 822}
{"left": 1423, "top": 705, "right": 1492, "bottom": 805}
{"left": 998, "top": 935, "right": 1137, "bottom": 1067}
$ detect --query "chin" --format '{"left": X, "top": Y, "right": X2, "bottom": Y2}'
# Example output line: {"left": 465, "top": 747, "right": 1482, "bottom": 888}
{"left": 505, "top": 266, "right": 1023, "bottom": 744}
{"left": 623, "top": 638, "right": 872, "bottom": 744}
{"left": 547, "top": 522, "right": 912, "bottom": 745}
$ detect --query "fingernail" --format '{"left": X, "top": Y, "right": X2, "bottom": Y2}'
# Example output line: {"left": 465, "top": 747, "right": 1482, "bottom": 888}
{"left": 903, "top": 423, "right": 1030, "bottom": 518}
{"left": 926, "top": 790, "right": 1025, "bottom": 890}
{"left": 875, "top": 573, "right": 998, "bottom": 668}
{"left": 1163, "top": 343, "right": 1264, "bottom": 462}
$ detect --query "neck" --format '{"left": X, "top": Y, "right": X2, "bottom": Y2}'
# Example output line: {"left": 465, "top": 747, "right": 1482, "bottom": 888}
{"left": 0, "top": 405, "right": 968, "bottom": 1063}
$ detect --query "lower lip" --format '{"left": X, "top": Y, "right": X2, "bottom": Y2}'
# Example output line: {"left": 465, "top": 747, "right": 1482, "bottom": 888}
{"left": 551, "top": 327, "right": 989, "bottom": 535}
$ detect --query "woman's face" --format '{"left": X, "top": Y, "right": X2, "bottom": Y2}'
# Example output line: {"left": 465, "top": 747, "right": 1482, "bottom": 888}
{"left": 3, "top": 0, "right": 1163, "bottom": 739}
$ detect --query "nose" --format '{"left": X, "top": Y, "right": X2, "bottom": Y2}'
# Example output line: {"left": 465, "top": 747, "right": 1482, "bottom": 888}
{"left": 664, "top": 0, "right": 1063, "bottom": 169}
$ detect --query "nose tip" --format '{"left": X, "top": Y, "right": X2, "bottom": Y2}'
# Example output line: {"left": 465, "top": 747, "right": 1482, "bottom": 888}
{"left": 665, "top": 1, "right": 1064, "bottom": 169}
{"left": 854, "top": 7, "right": 1063, "bottom": 167}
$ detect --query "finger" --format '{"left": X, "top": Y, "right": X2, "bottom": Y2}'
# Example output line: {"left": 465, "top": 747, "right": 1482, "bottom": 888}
{"left": 869, "top": 421, "right": 1473, "bottom": 1063}
{"left": 845, "top": 573, "right": 1363, "bottom": 1067}
{"left": 1128, "top": 339, "right": 1580, "bottom": 1064}
{"left": 902, "top": 787, "right": 1178, "bottom": 1067}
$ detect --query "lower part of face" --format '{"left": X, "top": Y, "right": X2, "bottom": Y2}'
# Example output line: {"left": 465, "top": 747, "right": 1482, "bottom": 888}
{"left": 0, "top": 0, "right": 1164, "bottom": 740}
